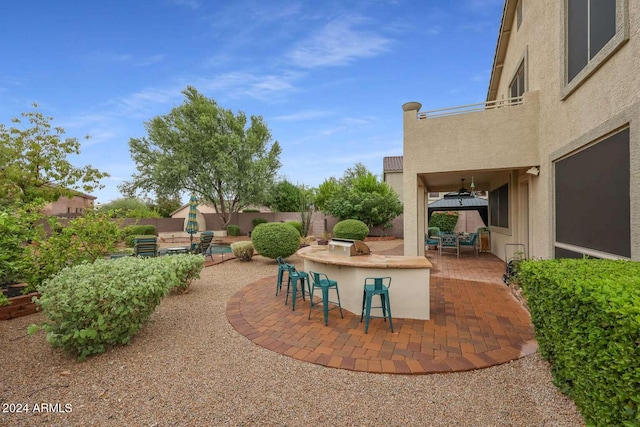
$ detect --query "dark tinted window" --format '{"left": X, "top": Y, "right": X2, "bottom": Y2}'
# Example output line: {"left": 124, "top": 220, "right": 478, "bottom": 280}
{"left": 555, "top": 128, "right": 630, "bottom": 257}
{"left": 489, "top": 184, "right": 509, "bottom": 228}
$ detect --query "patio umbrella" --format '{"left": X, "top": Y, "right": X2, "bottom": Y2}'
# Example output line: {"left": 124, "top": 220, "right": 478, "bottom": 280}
{"left": 185, "top": 194, "right": 199, "bottom": 248}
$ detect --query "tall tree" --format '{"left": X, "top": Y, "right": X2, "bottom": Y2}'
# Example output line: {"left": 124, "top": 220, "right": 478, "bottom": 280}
{"left": 0, "top": 105, "right": 108, "bottom": 206}
{"left": 270, "top": 179, "right": 303, "bottom": 212}
{"left": 120, "top": 87, "right": 281, "bottom": 227}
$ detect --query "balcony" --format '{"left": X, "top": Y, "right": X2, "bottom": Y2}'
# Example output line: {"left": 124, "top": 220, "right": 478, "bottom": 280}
{"left": 403, "top": 91, "right": 540, "bottom": 176}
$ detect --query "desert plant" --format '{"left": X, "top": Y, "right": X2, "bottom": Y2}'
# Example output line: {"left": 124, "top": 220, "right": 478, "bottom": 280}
{"left": 230, "top": 241, "right": 254, "bottom": 261}
{"left": 164, "top": 254, "right": 205, "bottom": 293}
{"left": 251, "top": 222, "right": 300, "bottom": 260}
{"left": 333, "top": 219, "right": 369, "bottom": 241}
{"left": 227, "top": 224, "right": 241, "bottom": 236}
{"left": 123, "top": 224, "right": 156, "bottom": 246}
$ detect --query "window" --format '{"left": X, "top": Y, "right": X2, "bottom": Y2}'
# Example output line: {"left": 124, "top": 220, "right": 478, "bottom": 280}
{"left": 428, "top": 192, "right": 439, "bottom": 198}
{"left": 567, "top": 0, "right": 616, "bottom": 82}
{"left": 555, "top": 127, "right": 630, "bottom": 258}
{"left": 509, "top": 61, "right": 525, "bottom": 99}
{"left": 489, "top": 184, "right": 509, "bottom": 228}
{"left": 516, "top": 0, "right": 523, "bottom": 30}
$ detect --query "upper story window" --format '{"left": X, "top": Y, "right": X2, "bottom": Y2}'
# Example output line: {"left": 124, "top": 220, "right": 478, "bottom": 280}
{"left": 516, "top": 0, "right": 523, "bottom": 30}
{"left": 509, "top": 61, "right": 526, "bottom": 99}
{"left": 562, "top": 0, "right": 629, "bottom": 98}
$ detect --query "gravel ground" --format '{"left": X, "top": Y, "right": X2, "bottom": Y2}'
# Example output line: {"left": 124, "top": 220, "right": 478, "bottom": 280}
{"left": 0, "top": 245, "right": 585, "bottom": 427}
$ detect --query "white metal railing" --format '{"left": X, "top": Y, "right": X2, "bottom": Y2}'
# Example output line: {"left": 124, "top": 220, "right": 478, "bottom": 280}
{"left": 417, "top": 96, "right": 524, "bottom": 119}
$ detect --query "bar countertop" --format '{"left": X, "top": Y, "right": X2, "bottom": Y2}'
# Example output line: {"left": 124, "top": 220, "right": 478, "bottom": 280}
{"left": 298, "top": 245, "right": 432, "bottom": 269}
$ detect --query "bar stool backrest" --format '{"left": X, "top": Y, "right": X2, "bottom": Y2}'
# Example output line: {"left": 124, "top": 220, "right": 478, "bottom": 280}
{"left": 366, "top": 277, "right": 391, "bottom": 290}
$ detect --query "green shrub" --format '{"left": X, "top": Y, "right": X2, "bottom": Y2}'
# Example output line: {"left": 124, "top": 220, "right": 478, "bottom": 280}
{"left": 251, "top": 222, "right": 300, "bottom": 260}
{"left": 519, "top": 259, "right": 640, "bottom": 426}
{"left": 227, "top": 224, "right": 241, "bottom": 236}
{"left": 230, "top": 241, "right": 254, "bottom": 261}
{"left": 332, "top": 219, "right": 369, "bottom": 241}
{"left": 123, "top": 225, "right": 156, "bottom": 246}
{"left": 29, "top": 256, "right": 188, "bottom": 360}
{"left": 429, "top": 211, "right": 459, "bottom": 233}
{"left": 286, "top": 221, "right": 302, "bottom": 236}
{"left": 252, "top": 217, "right": 268, "bottom": 229}
{"left": 164, "top": 254, "right": 205, "bottom": 293}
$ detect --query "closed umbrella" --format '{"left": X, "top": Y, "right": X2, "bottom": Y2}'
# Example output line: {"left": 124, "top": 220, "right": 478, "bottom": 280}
{"left": 185, "top": 194, "right": 199, "bottom": 249}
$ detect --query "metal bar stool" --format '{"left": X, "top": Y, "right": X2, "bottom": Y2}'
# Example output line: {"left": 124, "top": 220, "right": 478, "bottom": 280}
{"left": 275, "top": 256, "right": 291, "bottom": 296}
{"left": 284, "top": 266, "right": 309, "bottom": 311}
{"left": 308, "top": 271, "right": 343, "bottom": 326}
{"left": 360, "top": 277, "right": 393, "bottom": 334}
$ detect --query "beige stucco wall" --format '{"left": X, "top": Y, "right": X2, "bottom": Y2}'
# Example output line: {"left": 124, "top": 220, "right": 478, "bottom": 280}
{"left": 403, "top": 0, "right": 639, "bottom": 260}
{"left": 43, "top": 195, "right": 94, "bottom": 216}
{"left": 384, "top": 171, "right": 403, "bottom": 201}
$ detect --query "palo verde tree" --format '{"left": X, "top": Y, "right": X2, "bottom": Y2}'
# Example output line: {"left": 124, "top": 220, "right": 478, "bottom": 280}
{"left": 120, "top": 86, "right": 281, "bottom": 228}
{"left": 0, "top": 105, "right": 108, "bottom": 207}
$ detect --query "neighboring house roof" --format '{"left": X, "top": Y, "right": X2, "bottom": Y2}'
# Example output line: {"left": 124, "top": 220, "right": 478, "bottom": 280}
{"left": 486, "top": 0, "right": 518, "bottom": 101}
{"left": 383, "top": 156, "right": 403, "bottom": 172}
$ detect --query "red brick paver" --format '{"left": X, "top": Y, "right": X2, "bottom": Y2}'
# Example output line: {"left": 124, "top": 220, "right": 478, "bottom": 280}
{"left": 226, "top": 249, "right": 537, "bottom": 374}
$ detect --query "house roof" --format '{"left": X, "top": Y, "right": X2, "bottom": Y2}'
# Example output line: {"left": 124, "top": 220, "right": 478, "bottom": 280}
{"left": 486, "top": 0, "right": 518, "bottom": 101}
{"left": 383, "top": 156, "right": 403, "bottom": 172}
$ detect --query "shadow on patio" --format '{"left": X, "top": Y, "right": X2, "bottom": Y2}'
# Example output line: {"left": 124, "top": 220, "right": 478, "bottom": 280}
{"left": 226, "top": 244, "right": 536, "bottom": 374}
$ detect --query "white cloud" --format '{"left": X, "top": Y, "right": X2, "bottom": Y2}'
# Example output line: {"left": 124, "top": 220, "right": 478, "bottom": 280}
{"left": 287, "top": 16, "right": 392, "bottom": 68}
{"left": 200, "top": 71, "right": 300, "bottom": 101}
{"left": 272, "top": 110, "right": 333, "bottom": 121}
{"left": 136, "top": 54, "right": 167, "bottom": 67}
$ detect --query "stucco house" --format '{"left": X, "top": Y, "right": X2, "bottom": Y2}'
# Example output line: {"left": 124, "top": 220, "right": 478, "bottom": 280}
{"left": 402, "top": 0, "right": 638, "bottom": 261}
{"left": 42, "top": 191, "right": 96, "bottom": 216}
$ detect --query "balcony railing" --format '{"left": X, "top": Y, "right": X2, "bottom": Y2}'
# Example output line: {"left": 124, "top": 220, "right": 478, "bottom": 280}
{"left": 416, "top": 95, "right": 524, "bottom": 119}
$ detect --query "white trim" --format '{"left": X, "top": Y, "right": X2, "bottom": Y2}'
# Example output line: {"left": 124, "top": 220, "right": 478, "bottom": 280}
{"left": 554, "top": 242, "right": 630, "bottom": 260}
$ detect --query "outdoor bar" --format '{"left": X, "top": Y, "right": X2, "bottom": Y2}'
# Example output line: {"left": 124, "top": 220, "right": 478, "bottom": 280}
{"left": 298, "top": 243, "right": 432, "bottom": 320}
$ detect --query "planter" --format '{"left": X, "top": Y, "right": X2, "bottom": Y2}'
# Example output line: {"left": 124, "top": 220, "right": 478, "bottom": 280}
{"left": 0, "top": 292, "right": 40, "bottom": 321}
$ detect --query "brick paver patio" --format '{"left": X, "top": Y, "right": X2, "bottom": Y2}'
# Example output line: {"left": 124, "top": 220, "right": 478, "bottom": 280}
{"left": 226, "top": 246, "right": 537, "bottom": 374}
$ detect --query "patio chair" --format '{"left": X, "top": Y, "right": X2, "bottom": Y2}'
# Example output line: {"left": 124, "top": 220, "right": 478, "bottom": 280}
{"left": 438, "top": 234, "right": 459, "bottom": 258}
{"left": 133, "top": 235, "right": 158, "bottom": 258}
{"left": 308, "top": 271, "right": 343, "bottom": 326}
{"left": 425, "top": 226, "right": 441, "bottom": 251}
{"left": 275, "top": 256, "right": 292, "bottom": 296}
{"left": 459, "top": 232, "right": 479, "bottom": 257}
{"left": 192, "top": 231, "right": 214, "bottom": 260}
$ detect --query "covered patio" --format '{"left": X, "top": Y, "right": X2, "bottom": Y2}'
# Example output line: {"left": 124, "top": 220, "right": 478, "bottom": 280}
{"left": 227, "top": 242, "right": 536, "bottom": 374}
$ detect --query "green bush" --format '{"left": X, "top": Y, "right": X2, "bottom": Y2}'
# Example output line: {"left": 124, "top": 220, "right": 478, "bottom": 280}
{"left": 252, "top": 217, "right": 268, "bottom": 229}
{"left": 332, "top": 219, "right": 369, "bottom": 241}
{"left": 429, "top": 211, "right": 459, "bottom": 233}
{"left": 230, "top": 241, "right": 254, "bottom": 261}
{"left": 519, "top": 259, "right": 640, "bottom": 426}
{"left": 286, "top": 221, "right": 302, "bottom": 236}
{"left": 123, "top": 225, "right": 156, "bottom": 246}
{"left": 164, "top": 254, "right": 205, "bottom": 293}
{"left": 251, "top": 222, "right": 300, "bottom": 260}
{"left": 29, "top": 256, "right": 197, "bottom": 360}
{"left": 227, "top": 224, "right": 241, "bottom": 236}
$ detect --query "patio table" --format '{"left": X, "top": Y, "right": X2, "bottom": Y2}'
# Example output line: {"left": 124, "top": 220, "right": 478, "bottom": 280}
{"left": 166, "top": 246, "right": 189, "bottom": 255}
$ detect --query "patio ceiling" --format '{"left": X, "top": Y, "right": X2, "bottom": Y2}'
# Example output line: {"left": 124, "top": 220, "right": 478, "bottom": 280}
{"left": 418, "top": 168, "right": 519, "bottom": 192}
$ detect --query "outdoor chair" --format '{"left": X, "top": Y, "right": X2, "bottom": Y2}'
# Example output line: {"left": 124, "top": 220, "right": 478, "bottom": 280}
{"left": 438, "top": 234, "right": 459, "bottom": 258}
{"left": 425, "top": 226, "right": 441, "bottom": 251}
{"left": 308, "top": 271, "right": 343, "bottom": 326}
{"left": 133, "top": 235, "right": 158, "bottom": 258}
{"left": 459, "top": 232, "right": 479, "bottom": 257}
{"left": 360, "top": 277, "right": 393, "bottom": 334}
{"left": 275, "top": 256, "right": 292, "bottom": 296}
{"left": 192, "top": 231, "right": 214, "bottom": 261}
{"left": 284, "top": 265, "right": 310, "bottom": 311}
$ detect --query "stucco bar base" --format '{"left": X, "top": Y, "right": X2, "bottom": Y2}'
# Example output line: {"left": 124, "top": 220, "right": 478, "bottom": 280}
{"left": 298, "top": 246, "right": 432, "bottom": 320}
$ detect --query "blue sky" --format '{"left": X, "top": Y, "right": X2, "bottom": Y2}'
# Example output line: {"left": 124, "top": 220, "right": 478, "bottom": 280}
{"left": 1, "top": 0, "right": 504, "bottom": 204}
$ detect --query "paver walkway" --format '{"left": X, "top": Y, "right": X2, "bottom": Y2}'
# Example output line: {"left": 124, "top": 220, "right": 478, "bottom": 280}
{"left": 226, "top": 245, "right": 537, "bottom": 374}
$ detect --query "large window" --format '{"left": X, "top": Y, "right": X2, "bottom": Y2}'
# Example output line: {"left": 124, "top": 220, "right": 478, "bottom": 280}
{"left": 555, "top": 127, "right": 630, "bottom": 258}
{"left": 489, "top": 184, "right": 509, "bottom": 229}
{"left": 509, "top": 61, "right": 525, "bottom": 99}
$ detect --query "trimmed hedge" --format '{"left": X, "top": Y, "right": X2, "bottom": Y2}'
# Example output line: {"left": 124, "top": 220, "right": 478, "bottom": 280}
{"left": 230, "top": 241, "right": 254, "bottom": 261}
{"left": 227, "top": 224, "right": 241, "bottom": 236}
{"left": 519, "top": 259, "right": 640, "bottom": 426}
{"left": 30, "top": 255, "right": 204, "bottom": 361}
{"left": 333, "top": 219, "right": 369, "bottom": 241}
{"left": 429, "top": 211, "right": 458, "bottom": 233}
{"left": 286, "top": 221, "right": 302, "bottom": 236}
{"left": 124, "top": 225, "right": 156, "bottom": 246}
{"left": 252, "top": 217, "right": 268, "bottom": 229}
{"left": 251, "top": 222, "right": 300, "bottom": 260}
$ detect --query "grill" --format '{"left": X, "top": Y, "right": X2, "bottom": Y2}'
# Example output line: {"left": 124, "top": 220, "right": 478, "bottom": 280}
{"left": 327, "top": 238, "right": 371, "bottom": 256}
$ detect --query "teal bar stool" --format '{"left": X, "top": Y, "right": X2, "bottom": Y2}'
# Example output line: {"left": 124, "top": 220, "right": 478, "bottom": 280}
{"left": 360, "top": 277, "right": 393, "bottom": 334}
{"left": 308, "top": 271, "right": 343, "bottom": 326}
{"left": 275, "top": 257, "right": 291, "bottom": 296}
{"left": 284, "top": 266, "right": 310, "bottom": 311}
